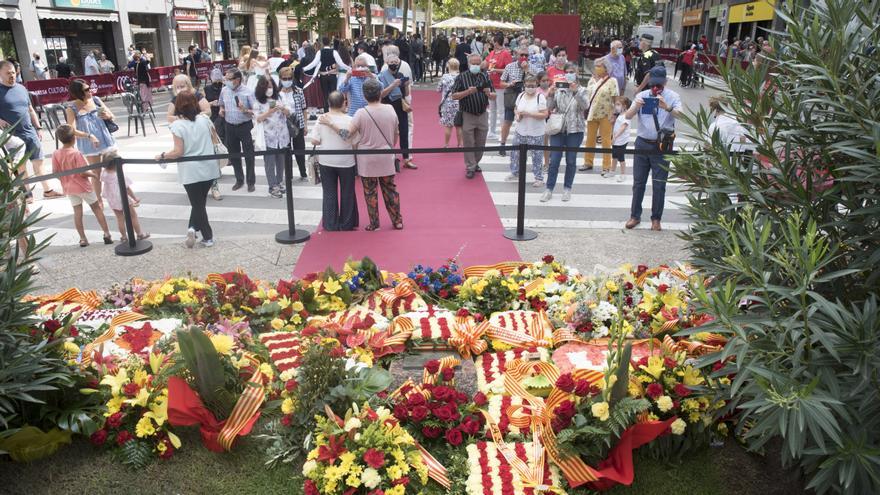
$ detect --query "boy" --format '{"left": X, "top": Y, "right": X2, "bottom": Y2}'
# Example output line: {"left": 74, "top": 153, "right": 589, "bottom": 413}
{"left": 610, "top": 96, "right": 632, "bottom": 182}
{"left": 52, "top": 125, "right": 112, "bottom": 247}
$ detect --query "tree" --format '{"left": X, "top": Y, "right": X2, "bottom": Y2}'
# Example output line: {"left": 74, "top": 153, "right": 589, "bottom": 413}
{"left": 268, "top": 0, "right": 342, "bottom": 35}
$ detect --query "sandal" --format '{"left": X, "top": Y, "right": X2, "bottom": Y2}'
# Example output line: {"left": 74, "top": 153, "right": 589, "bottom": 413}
{"left": 137, "top": 233, "right": 151, "bottom": 240}
{"left": 120, "top": 236, "right": 128, "bottom": 244}
{"left": 364, "top": 224, "right": 380, "bottom": 232}
{"left": 79, "top": 239, "right": 89, "bottom": 248}
{"left": 393, "top": 222, "right": 404, "bottom": 230}
{"left": 130, "top": 198, "right": 140, "bottom": 207}
{"left": 103, "top": 234, "right": 112, "bottom": 245}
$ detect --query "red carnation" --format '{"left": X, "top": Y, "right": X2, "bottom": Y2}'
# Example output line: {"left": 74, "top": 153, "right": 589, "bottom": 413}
{"left": 106, "top": 412, "right": 124, "bottom": 429}
{"left": 410, "top": 405, "right": 430, "bottom": 422}
{"left": 658, "top": 284, "right": 669, "bottom": 294}
{"left": 553, "top": 400, "right": 576, "bottom": 420}
{"left": 363, "top": 448, "right": 386, "bottom": 469}
{"left": 115, "top": 430, "right": 133, "bottom": 446}
{"left": 460, "top": 416, "right": 482, "bottom": 436}
{"left": 674, "top": 383, "right": 692, "bottom": 398}
{"left": 43, "top": 319, "right": 62, "bottom": 332}
{"left": 555, "top": 373, "right": 576, "bottom": 393}
{"left": 542, "top": 255, "right": 555, "bottom": 264}
{"left": 646, "top": 382, "right": 664, "bottom": 399}
{"left": 392, "top": 475, "right": 410, "bottom": 486}
{"left": 473, "top": 392, "right": 488, "bottom": 406}
{"left": 281, "top": 414, "right": 293, "bottom": 427}
{"left": 574, "top": 379, "right": 592, "bottom": 397}
{"left": 285, "top": 380, "right": 298, "bottom": 392}
{"left": 123, "top": 382, "right": 140, "bottom": 397}
{"left": 89, "top": 429, "right": 108, "bottom": 446}
{"left": 441, "top": 367, "right": 455, "bottom": 382}
{"left": 445, "top": 427, "right": 463, "bottom": 446}
{"left": 304, "top": 479, "right": 320, "bottom": 495}
{"left": 424, "top": 359, "right": 441, "bottom": 375}
{"left": 421, "top": 425, "right": 442, "bottom": 439}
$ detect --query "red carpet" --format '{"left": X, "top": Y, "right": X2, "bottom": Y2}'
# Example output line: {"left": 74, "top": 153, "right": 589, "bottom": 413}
{"left": 292, "top": 89, "right": 520, "bottom": 277}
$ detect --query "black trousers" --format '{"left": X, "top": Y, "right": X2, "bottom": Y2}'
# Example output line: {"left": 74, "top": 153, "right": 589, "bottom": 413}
{"left": 183, "top": 179, "right": 214, "bottom": 241}
{"left": 384, "top": 98, "right": 410, "bottom": 159}
{"left": 319, "top": 74, "right": 337, "bottom": 113}
{"left": 225, "top": 120, "right": 256, "bottom": 186}
{"left": 292, "top": 131, "right": 307, "bottom": 178}
{"left": 319, "top": 165, "right": 358, "bottom": 231}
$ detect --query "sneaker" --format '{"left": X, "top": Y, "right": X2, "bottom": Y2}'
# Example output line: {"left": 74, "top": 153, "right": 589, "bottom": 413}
{"left": 498, "top": 148, "right": 507, "bottom": 157}
{"left": 562, "top": 190, "right": 572, "bottom": 202}
{"left": 185, "top": 228, "right": 196, "bottom": 248}
{"left": 606, "top": 171, "right": 616, "bottom": 179}
{"left": 540, "top": 190, "right": 552, "bottom": 202}
{"left": 269, "top": 187, "right": 283, "bottom": 198}
{"left": 200, "top": 239, "right": 215, "bottom": 247}
{"left": 504, "top": 174, "right": 518, "bottom": 182}
{"left": 617, "top": 174, "right": 625, "bottom": 183}
{"left": 211, "top": 185, "right": 222, "bottom": 200}
{"left": 531, "top": 180, "right": 544, "bottom": 188}
{"left": 600, "top": 171, "right": 607, "bottom": 178}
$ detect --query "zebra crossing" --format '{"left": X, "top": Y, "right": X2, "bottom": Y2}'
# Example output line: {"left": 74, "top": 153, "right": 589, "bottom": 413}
{"left": 29, "top": 114, "right": 696, "bottom": 247}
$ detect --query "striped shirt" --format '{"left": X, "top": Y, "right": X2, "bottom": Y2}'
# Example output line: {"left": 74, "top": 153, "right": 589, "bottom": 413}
{"left": 339, "top": 76, "right": 368, "bottom": 116}
{"left": 452, "top": 70, "right": 493, "bottom": 115}
{"left": 219, "top": 84, "right": 256, "bottom": 125}
{"left": 278, "top": 88, "right": 307, "bottom": 129}
{"left": 501, "top": 61, "right": 525, "bottom": 85}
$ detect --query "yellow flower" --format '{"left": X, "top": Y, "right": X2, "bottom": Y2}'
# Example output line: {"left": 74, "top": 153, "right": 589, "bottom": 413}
{"left": 127, "top": 387, "right": 150, "bottom": 408}
{"left": 105, "top": 396, "right": 124, "bottom": 416}
{"left": 671, "top": 418, "right": 687, "bottom": 435}
{"left": 135, "top": 416, "right": 156, "bottom": 437}
{"left": 656, "top": 395, "right": 673, "bottom": 413}
{"left": 101, "top": 368, "right": 130, "bottom": 396}
{"left": 386, "top": 486, "right": 405, "bottom": 495}
{"left": 591, "top": 401, "right": 610, "bottom": 421}
{"left": 302, "top": 460, "right": 317, "bottom": 476}
{"left": 156, "top": 440, "right": 167, "bottom": 454}
{"left": 281, "top": 397, "right": 295, "bottom": 415}
{"left": 678, "top": 365, "right": 705, "bottom": 386}
{"left": 210, "top": 334, "right": 235, "bottom": 355}
{"left": 639, "top": 356, "right": 665, "bottom": 380}
{"left": 346, "top": 474, "right": 362, "bottom": 488}
{"left": 291, "top": 301, "right": 304, "bottom": 312}
{"left": 605, "top": 280, "right": 619, "bottom": 292}
{"left": 323, "top": 278, "right": 342, "bottom": 295}
{"left": 62, "top": 341, "right": 80, "bottom": 355}
{"left": 271, "top": 318, "right": 285, "bottom": 330}
{"left": 259, "top": 363, "right": 274, "bottom": 380}
{"left": 343, "top": 417, "right": 361, "bottom": 432}
{"left": 267, "top": 288, "right": 278, "bottom": 300}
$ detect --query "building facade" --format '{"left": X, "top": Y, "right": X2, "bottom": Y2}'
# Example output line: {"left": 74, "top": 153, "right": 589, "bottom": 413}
{"left": 660, "top": 0, "right": 781, "bottom": 53}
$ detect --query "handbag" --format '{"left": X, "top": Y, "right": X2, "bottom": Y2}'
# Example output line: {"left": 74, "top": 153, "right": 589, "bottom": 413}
{"left": 438, "top": 88, "right": 451, "bottom": 117}
{"left": 546, "top": 94, "right": 575, "bottom": 136}
{"left": 93, "top": 96, "right": 119, "bottom": 133}
{"left": 363, "top": 108, "right": 400, "bottom": 173}
{"left": 504, "top": 81, "right": 523, "bottom": 110}
{"left": 209, "top": 121, "right": 228, "bottom": 170}
{"left": 307, "top": 145, "right": 321, "bottom": 185}
{"left": 652, "top": 108, "right": 676, "bottom": 153}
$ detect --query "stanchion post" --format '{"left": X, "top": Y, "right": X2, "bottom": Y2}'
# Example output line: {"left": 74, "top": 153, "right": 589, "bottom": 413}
{"left": 113, "top": 157, "right": 152, "bottom": 256}
{"left": 504, "top": 143, "right": 538, "bottom": 241}
{"left": 275, "top": 148, "right": 310, "bottom": 244}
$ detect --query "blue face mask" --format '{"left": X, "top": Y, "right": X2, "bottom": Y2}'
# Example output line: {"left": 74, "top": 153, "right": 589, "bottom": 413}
{"left": 469, "top": 65, "right": 481, "bottom": 74}
{"left": 565, "top": 72, "right": 577, "bottom": 83}
{"left": 225, "top": 80, "right": 235, "bottom": 90}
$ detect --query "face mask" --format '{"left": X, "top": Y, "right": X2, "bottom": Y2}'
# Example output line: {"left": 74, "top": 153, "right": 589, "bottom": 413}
{"left": 281, "top": 80, "right": 294, "bottom": 88}
{"left": 540, "top": 81, "right": 549, "bottom": 89}
{"left": 225, "top": 80, "right": 235, "bottom": 89}
{"left": 524, "top": 87, "right": 536, "bottom": 95}
{"left": 266, "top": 88, "right": 273, "bottom": 97}
{"left": 651, "top": 84, "right": 664, "bottom": 96}
{"left": 469, "top": 65, "right": 481, "bottom": 74}
{"left": 614, "top": 104, "right": 623, "bottom": 113}
{"left": 594, "top": 65, "right": 606, "bottom": 75}
{"left": 565, "top": 72, "right": 577, "bottom": 83}
{"left": 389, "top": 64, "right": 399, "bottom": 72}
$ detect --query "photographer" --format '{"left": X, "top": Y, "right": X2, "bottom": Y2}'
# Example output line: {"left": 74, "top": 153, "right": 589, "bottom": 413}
{"left": 624, "top": 66, "right": 682, "bottom": 232}
{"left": 378, "top": 54, "right": 415, "bottom": 169}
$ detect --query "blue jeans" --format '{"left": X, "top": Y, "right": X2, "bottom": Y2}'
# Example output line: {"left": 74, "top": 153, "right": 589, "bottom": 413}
{"left": 546, "top": 132, "right": 584, "bottom": 191}
{"left": 630, "top": 137, "right": 670, "bottom": 221}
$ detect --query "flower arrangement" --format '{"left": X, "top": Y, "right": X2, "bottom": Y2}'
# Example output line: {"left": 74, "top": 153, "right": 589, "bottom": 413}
{"left": 302, "top": 404, "right": 430, "bottom": 495}
{"left": 136, "top": 277, "right": 209, "bottom": 312}
{"left": 508, "top": 255, "right": 588, "bottom": 324}
{"left": 475, "top": 348, "right": 551, "bottom": 395}
{"left": 100, "top": 279, "right": 149, "bottom": 308}
{"left": 407, "top": 261, "right": 463, "bottom": 303}
{"left": 456, "top": 269, "right": 519, "bottom": 317}
{"left": 464, "top": 441, "right": 563, "bottom": 495}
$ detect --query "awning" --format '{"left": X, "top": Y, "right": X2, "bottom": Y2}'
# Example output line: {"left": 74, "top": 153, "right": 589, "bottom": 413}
{"left": 0, "top": 7, "right": 21, "bottom": 20}
{"left": 176, "top": 20, "right": 209, "bottom": 31}
{"left": 36, "top": 9, "right": 119, "bottom": 23}
{"left": 131, "top": 27, "right": 157, "bottom": 35}
{"left": 173, "top": 0, "right": 206, "bottom": 9}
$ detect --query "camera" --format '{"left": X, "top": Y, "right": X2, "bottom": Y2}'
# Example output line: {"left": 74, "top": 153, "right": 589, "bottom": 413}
{"left": 555, "top": 81, "right": 570, "bottom": 89}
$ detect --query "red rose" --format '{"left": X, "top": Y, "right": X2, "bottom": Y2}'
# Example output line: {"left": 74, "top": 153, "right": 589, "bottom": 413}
{"left": 646, "top": 382, "right": 664, "bottom": 399}
{"left": 542, "top": 255, "right": 555, "bottom": 264}
{"left": 664, "top": 357, "right": 678, "bottom": 369}
{"left": 553, "top": 400, "right": 576, "bottom": 420}
{"left": 410, "top": 405, "right": 430, "bottom": 422}
{"left": 637, "top": 264, "right": 648, "bottom": 274}
{"left": 445, "top": 427, "right": 463, "bottom": 446}
{"left": 285, "top": 380, "right": 298, "bottom": 392}
{"left": 432, "top": 386, "right": 453, "bottom": 402}
{"left": 392, "top": 476, "right": 410, "bottom": 486}
{"left": 460, "top": 415, "right": 481, "bottom": 436}
{"left": 556, "top": 274, "right": 568, "bottom": 283}
{"left": 674, "top": 383, "right": 691, "bottom": 398}
{"left": 407, "top": 393, "right": 427, "bottom": 407}
{"left": 473, "top": 392, "right": 488, "bottom": 406}
{"left": 551, "top": 416, "right": 572, "bottom": 433}
{"left": 69, "top": 327, "right": 79, "bottom": 337}
{"left": 574, "top": 379, "right": 592, "bottom": 397}
{"left": 123, "top": 382, "right": 140, "bottom": 397}
{"left": 304, "top": 479, "right": 320, "bottom": 495}
{"left": 363, "top": 448, "right": 386, "bottom": 469}
{"left": 624, "top": 282, "right": 634, "bottom": 291}
{"left": 43, "top": 319, "right": 62, "bottom": 332}
{"left": 281, "top": 414, "right": 293, "bottom": 427}
{"left": 424, "top": 359, "right": 441, "bottom": 375}
{"left": 658, "top": 284, "right": 669, "bottom": 294}
{"left": 421, "top": 425, "right": 442, "bottom": 439}
{"left": 441, "top": 367, "right": 455, "bottom": 382}
{"left": 555, "top": 373, "right": 576, "bottom": 393}
{"left": 106, "top": 412, "right": 124, "bottom": 429}
{"left": 433, "top": 403, "right": 460, "bottom": 422}
{"left": 625, "top": 296, "right": 634, "bottom": 306}
{"left": 393, "top": 404, "right": 409, "bottom": 421}
{"left": 89, "top": 429, "right": 108, "bottom": 446}
{"left": 115, "top": 430, "right": 133, "bottom": 446}
{"left": 456, "top": 308, "right": 471, "bottom": 317}
{"left": 473, "top": 312, "right": 484, "bottom": 322}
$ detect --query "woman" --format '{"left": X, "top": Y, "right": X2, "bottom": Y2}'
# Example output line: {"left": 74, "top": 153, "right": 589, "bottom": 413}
{"left": 246, "top": 52, "right": 270, "bottom": 91}
{"left": 336, "top": 40, "right": 354, "bottom": 91}
{"left": 133, "top": 52, "right": 153, "bottom": 109}
{"left": 437, "top": 58, "right": 461, "bottom": 148}
{"left": 707, "top": 96, "right": 750, "bottom": 153}
{"left": 65, "top": 79, "right": 117, "bottom": 200}
{"left": 156, "top": 90, "right": 221, "bottom": 248}
{"left": 237, "top": 45, "right": 252, "bottom": 73}
{"left": 308, "top": 91, "right": 358, "bottom": 231}
{"left": 319, "top": 79, "right": 403, "bottom": 231}
{"left": 167, "top": 74, "right": 210, "bottom": 123}
{"left": 581, "top": 56, "right": 619, "bottom": 174}
{"left": 340, "top": 54, "right": 375, "bottom": 117}
{"left": 378, "top": 54, "right": 416, "bottom": 169}
{"left": 541, "top": 63, "right": 590, "bottom": 203}
{"left": 507, "top": 74, "right": 548, "bottom": 186}
{"left": 253, "top": 76, "right": 290, "bottom": 198}
{"left": 278, "top": 67, "right": 309, "bottom": 181}
{"left": 98, "top": 54, "right": 115, "bottom": 74}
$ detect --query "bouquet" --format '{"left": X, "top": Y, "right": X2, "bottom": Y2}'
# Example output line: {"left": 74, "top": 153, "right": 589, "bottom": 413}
{"left": 407, "top": 261, "right": 463, "bottom": 303}
{"left": 456, "top": 269, "right": 519, "bottom": 317}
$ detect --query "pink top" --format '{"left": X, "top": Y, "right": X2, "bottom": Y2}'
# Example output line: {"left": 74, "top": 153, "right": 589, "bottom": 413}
{"left": 352, "top": 104, "right": 398, "bottom": 178}
{"left": 100, "top": 168, "right": 132, "bottom": 211}
{"left": 52, "top": 146, "right": 91, "bottom": 195}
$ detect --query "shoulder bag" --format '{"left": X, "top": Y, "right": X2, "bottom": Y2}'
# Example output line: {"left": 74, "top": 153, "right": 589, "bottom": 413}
{"left": 546, "top": 92, "right": 575, "bottom": 135}
{"left": 504, "top": 80, "right": 524, "bottom": 110}
{"left": 208, "top": 118, "right": 229, "bottom": 170}
{"left": 584, "top": 76, "right": 611, "bottom": 120}
{"left": 652, "top": 106, "right": 676, "bottom": 153}
{"left": 307, "top": 145, "right": 321, "bottom": 185}
{"left": 93, "top": 96, "right": 119, "bottom": 134}
{"left": 283, "top": 91, "right": 303, "bottom": 140}
{"left": 363, "top": 108, "right": 400, "bottom": 173}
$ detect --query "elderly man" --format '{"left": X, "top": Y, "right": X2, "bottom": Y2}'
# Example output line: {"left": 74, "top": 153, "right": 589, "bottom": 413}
{"left": 381, "top": 45, "right": 414, "bottom": 160}
{"left": 607, "top": 40, "right": 627, "bottom": 94}
{"left": 218, "top": 68, "right": 257, "bottom": 192}
{"left": 452, "top": 53, "right": 496, "bottom": 179}
{"left": 498, "top": 46, "right": 529, "bottom": 156}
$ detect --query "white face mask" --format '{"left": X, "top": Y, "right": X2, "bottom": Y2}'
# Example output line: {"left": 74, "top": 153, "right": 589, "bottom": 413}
{"left": 266, "top": 88, "right": 273, "bottom": 97}
{"left": 469, "top": 64, "right": 481, "bottom": 74}
{"left": 565, "top": 72, "right": 577, "bottom": 83}
{"left": 614, "top": 104, "right": 623, "bottom": 113}
{"left": 524, "top": 87, "right": 536, "bottom": 95}
{"left": 281, "top": 80, "right": 294, "bottom": 88}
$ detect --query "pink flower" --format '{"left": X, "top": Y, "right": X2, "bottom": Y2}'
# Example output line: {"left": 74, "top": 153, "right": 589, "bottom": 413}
{"left": 363, "top": 448, "right": 386, "bottom": 469}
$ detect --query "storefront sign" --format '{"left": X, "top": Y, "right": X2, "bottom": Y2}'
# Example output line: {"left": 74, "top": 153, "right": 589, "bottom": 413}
{"left": 709, "top": 4, "right": 726, "bottom": 18}
{"left": 52, "top": 0, "right": 116, "bottom": 10}
{"left": 682, "top": 9, "right": 703, "bottom": 27}
{"left": 177, "top": 20, "right": 209, "bottom": 31}
{"left": 173, "top": 9, "right": 204, "bottom": 21}
{"left": 728, "top": 0, "right": 775, "bottom": 23}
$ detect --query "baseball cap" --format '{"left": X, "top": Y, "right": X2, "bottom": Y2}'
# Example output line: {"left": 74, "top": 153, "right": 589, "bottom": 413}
{"left": 647, "top": 66, "right": 667, "bottom": 86}
{"left": 641, "top": 34, "right": 654, "bottom": 41}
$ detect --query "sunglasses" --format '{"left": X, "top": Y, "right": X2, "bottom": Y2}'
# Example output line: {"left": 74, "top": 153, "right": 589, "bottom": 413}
{"left": 280, "top": 78, "right": 293, "bottom": 81}
{"left": 83, "top": 86, "right": 92, "bottom": 91}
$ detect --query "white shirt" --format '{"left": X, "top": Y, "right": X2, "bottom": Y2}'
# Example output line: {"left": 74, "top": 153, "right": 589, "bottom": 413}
{"left": 612, "top": 113, "right": 632, "bottom": 146}
{"left": 708, "top": 113, "right": 752, "bottom": 152}
{"left": 84, "top": 55, "right": 100, "bottom": 76}
{"left": 301, "top": 48, "right": 352, "bottom": 77}
{"left": 307, "top": 112, "right": 358, "bottom": 167}
{"left": 268, "top": 57, "right": 286, "bottom": 73}
{"left": 513, "top": 92, "right": 547, "bottom": 137}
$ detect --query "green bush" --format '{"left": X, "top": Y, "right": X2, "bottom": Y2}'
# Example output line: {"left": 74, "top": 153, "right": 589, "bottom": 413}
{"left": 671, "top": 1, "right": 880, "bottom": 493}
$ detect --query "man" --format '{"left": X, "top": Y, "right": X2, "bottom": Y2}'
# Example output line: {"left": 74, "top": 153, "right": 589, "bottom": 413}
{"left": 607, "top": 40, "right": 627, "bottom": 94}
{"left": 431, "top": 33, "right": 449, "bottom": 77}
{"left": 301, "top": 37, "right": 351, "bottom": 113}
{"left": 84, "top": 50, "right": 100, "bottom": 76}
{"left": 29, "top": 53, "right": 47, "bottom": 80}
{"left": 182, "top": 45, "right": 201, "bottom": 88}
{"left": 268, "top": 48, "right": 285, "bottom": 73}
{"left": 54, "top": 56, "right": 73, "bottom": 78}
{"left": 633, "top": 34, "right": 662, "bottom": 92}
{"left": 624, "top": 66, "right": 682, "bottom": 231}
{"left": 356, "top": 43, "right": 377, "bottom": 73}
{"left": 203, "top": 68, "right": 226, "bottom": 201}
{"left": 498, "top": 47, "right": 529, "bottom": 156}
{"left": 0, "top": 61, "right": 60, "bottom": 199}
{"left": 451, "top": 53, "right": 495, "bottom": 179}
{"left": 381, "top": 45, "right": 414, "bottom": 151}
{"left": 455, "top": 36, "right": 472, "bottom": 72}
{"left": 218, "top": 69, "right": 257, "bottom": 192}
{"left": 410, "top": 33, "right": 425, "bottom": 82}
{"left": 470, "top": 35, "right": 484, "bottom": 57}
{"left": 485, "top": 35, "right": 512, "bottom": 140}
{"left": 541, "top": 40, "right": 552, "bottom": 64}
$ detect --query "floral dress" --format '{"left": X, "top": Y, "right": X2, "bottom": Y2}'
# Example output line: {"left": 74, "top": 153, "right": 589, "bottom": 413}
{"left": 437, "top": 72, "right": 460, "bottom": 127}
{"left": 253, "top": 98, "right": 291, "bottom": 149}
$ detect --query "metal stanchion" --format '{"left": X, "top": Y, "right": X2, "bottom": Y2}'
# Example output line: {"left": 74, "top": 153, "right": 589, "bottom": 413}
{"left": 275, "top": 149, "right": 310, "bottom": 244}
{"left": 503, "top": 143, "right": 538, "bottom": 241}
{"left": 113, "top": 158, "right": 152, "bottom": 256}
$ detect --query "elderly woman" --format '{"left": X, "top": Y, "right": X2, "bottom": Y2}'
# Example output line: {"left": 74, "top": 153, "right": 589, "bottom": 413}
{"left": 309, "top": 91, "right": 359, "bottom": 231}
{"left": 541, "top": 63, "right": 590, "bottom": 203}
{"left": 339, "top": 54, "right": 377, "bottom": 116}
{"left": 581, "top": 56, "right": 619, "bottom": 175}
{"left": 437, "top": 58, "right": 461, "bottom": 147}
{"left": 378, "top": 54, "right": 416, "bottom": 169}
{"left": 319, "top": 79, "right": 403, "bottom": 231}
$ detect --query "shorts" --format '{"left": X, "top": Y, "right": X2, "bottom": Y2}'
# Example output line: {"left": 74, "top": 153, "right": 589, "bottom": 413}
{"left": 20, "top": 133, "right": 42, "bottom": 161}
{"left": 68, "top": 191, "right": 98, "bottom": 207}
{"left": 504, "top": 107, "right": 515, "bottom": 122}
{"left": 612, "top": 144, "right": 626, "bottom": 162}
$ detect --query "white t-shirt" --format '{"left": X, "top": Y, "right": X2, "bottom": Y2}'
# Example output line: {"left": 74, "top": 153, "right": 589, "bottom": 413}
{"left": 307, "top": 113, "right": 359, "bottom": 168}
{"left": 268, "top": 57, "right": 286, "bottom": 73}
{"left": 612, "top": 113, "right": 631, "bottom": 146}
{"left": 513, "top": 92, "right": 547, "bottom": 137}
{"left": 708, "top": 113, "right": 751, "bottom": 152}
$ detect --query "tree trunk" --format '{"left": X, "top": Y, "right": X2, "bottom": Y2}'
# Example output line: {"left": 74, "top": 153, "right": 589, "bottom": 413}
{"left": 426, "top": 0, "right": 432, "bottom": 44}
{"left": 402, "top": 0, "right": 409, "bottom": 35}
{"left": 366, "top": 1, "right": 372, "bottom": 38}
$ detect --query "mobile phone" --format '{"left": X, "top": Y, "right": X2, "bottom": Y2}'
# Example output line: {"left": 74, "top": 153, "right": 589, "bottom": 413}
{"left": 400, "top": 76, "right": 410, "bottom": 84}
{"left": 351, "top": 69, "right": 368, "bottom": 78}
{"left": 555, "top": 81, "right": 570, "bottom": 89}
{"left": 234, "top": 95, "right": 240, "bottom": 106}
{"left": 269, "top": 100, "right": 276, "bottom": 108}
{"left": 641, "top": 96, "right": 659, "bottom": 115}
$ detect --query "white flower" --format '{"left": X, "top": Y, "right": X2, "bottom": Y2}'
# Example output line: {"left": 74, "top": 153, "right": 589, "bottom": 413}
{"left": 343, "top": 417, "right": 362, "bottom": 432}
{"left": 361, "top": 467, "right": 381, "bottom": 489}
{"left": 374, "top": 406, "right": 392, "bottom": 421}
{"left": 656, "top": 395, "right": 673, "bottom": 413}
{"left": 279, "top": 368, "right": 298, "bottom": 382}
{"left": 671, "top": 418, "right": 687, "bottom": 435}
{"left": 302, "top": 459, "right": 317, "bottom": 476}
{"left": 344, "top": 358, "right": 368, "bottom": 372}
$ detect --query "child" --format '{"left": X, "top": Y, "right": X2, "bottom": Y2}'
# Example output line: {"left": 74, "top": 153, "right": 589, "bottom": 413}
{"left": 100, "top": 156, "right": 149, "bottom": 243}
{"left": 610, "top": 96, "right": 632, "bottom": 183}
{"left": 52, "top": 125, "right": 113, "bottom": 247}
